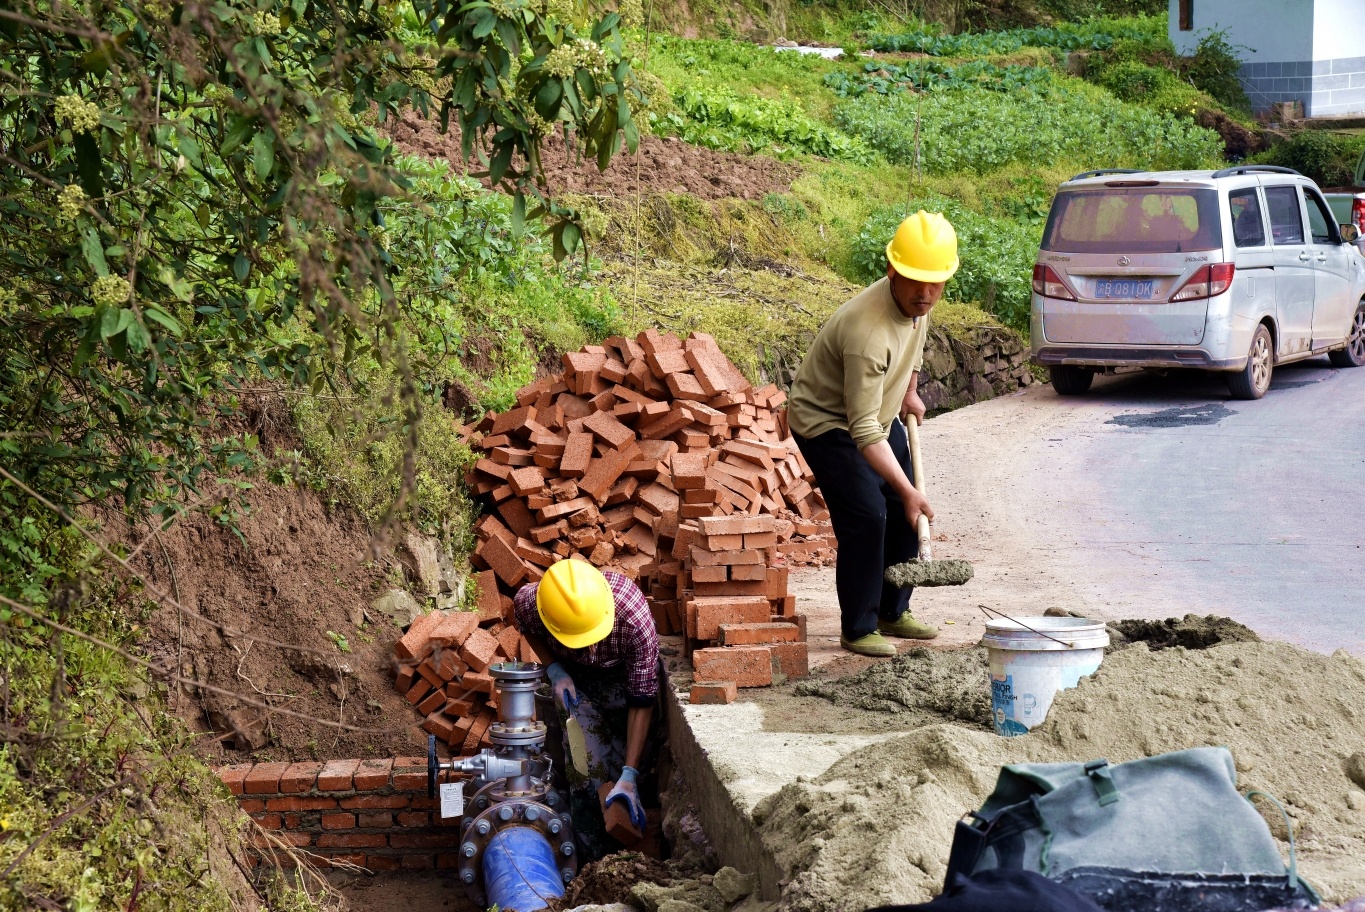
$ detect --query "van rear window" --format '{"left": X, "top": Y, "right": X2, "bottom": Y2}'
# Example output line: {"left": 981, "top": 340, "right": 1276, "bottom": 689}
{"left": 1041, "top": 188, "right": 1223, "bottom": 253}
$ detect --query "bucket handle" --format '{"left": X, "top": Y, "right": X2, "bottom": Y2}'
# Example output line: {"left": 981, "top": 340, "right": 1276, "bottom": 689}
{"left": 978, "top": 605, "right": 1081, "bottom": 649}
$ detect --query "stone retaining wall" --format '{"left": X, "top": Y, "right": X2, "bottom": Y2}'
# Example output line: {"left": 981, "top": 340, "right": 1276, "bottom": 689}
{"left": 217, "top": 757, "right": 467, "bottom": 872}
{"left": 917, "top": 323, "right": 1035, "bottom": 413}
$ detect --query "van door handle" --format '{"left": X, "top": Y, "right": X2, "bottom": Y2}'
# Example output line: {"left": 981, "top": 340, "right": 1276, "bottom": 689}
{"left": 1298, "top": 252, "right": 1313, "bottom": 262}
{"left": 1315, "top": 255, "right": 1327, "bottom": 263}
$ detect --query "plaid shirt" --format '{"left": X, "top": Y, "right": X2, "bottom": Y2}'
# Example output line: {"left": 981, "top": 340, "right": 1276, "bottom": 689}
{"left": 515, "top": 570, "right": 660, "bottom": 706}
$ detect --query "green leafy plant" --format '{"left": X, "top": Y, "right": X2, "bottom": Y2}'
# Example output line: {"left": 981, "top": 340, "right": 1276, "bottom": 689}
{"left": 1182, "top": 29, "right": 1251, "bottom": 113}
{"left": 1092, "top": 60, "right": 1209, "bottom": 118}
{"left": 834, "top": 83, "right": 1223, "bottom": 176}
{"left": 1249, "top": 131, "right": 1365, "bottom": 187}
{"left": 824, "top": 60, "right": 1054, "bottom": 98}
{"left": 326, "top": 630, "right": 352, "bottom": 652}
{"left": 663, "top": 84, "right": 874, "bottom": 161}
{"left": 864, "top": 18, "right": 1164, "bottom": 56}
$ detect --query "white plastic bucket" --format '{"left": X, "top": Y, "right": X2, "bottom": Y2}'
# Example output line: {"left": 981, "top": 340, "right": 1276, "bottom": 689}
{"left": 982, "top": 617, "right": 1109, "bottom": 737}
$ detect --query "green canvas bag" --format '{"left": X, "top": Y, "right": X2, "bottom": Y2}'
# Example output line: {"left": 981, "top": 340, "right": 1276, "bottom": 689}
{"left": 944, "top": 746, "right": 1320, "bottom": 912}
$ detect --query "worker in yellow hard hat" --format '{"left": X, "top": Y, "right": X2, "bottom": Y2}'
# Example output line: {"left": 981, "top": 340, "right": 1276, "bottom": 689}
{"left": 514, "top": 557, "right": 661, "bottom": 858}
{"left": 787, "top": 211, "right": 959, "bottom": 658}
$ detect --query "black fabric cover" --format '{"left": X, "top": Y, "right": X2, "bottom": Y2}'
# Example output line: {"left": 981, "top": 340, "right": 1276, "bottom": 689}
{"left": 866, "top": 869, "right": 1105, "bottom": 912}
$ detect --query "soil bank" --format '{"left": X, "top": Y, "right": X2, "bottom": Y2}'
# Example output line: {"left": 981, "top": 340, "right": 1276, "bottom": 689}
{"left": 756, "top": 640, "right": 1365, "bottom": 910}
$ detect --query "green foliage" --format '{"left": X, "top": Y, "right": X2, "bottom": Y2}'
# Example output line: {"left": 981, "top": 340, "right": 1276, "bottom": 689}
{"left": 865, "top": 17, "right": 1164, "bottom": 56}
{"left": 824, "top": 60, "right": 1055, "bottom": 98}
{"left": 833, "top": 83, "right": 1224, "bottom": 175}
{"left": 851, "top": 200, "right": 1039, "bottom": 332}
{"left": 1092, "top": 60, "right": 1208, "bottom": 118}
{"left": 1182, "top": 29, "right": 1251, "bottom": 113}
{"left": 662, "top": 85, "right": 874, "bottom": 161}
{"left": 1249, "top": 132, "right": 1365, "bottom": 188}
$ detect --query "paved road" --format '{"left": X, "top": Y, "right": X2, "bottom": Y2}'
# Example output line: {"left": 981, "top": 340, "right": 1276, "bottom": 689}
{"left": 806, "top": 356, "right": 1365, "bottom": 657}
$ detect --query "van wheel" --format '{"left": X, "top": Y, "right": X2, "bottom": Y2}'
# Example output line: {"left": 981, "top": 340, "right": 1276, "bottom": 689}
{"left": 1228, "top": 324, "right": 1274, "bottom": 400}
{"left": 1049, "top": 365, "right": 1094, "bottom": 395}
{"left": 1328, "top": 304, "right": 1365, "bottom": 367}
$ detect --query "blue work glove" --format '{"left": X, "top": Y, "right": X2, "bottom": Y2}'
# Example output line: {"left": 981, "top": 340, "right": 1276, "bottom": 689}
{"left": 546, "top": 662, "right": 578, "bottom": 711}
{"left": 604, "top": 765, "right": 646, "bottom": 831}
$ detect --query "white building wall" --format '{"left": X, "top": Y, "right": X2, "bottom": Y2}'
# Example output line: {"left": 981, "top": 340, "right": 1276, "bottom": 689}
{"left": 1168, "top": 0, "right": 1312, "bottom": 61}
{"left": 1309, "top": 0, "right": 1365, "bottom": 116}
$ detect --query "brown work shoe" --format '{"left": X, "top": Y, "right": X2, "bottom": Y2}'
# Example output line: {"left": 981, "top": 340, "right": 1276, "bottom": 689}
{"left": 878, "top": 612, "right": 939, "bottom": 640}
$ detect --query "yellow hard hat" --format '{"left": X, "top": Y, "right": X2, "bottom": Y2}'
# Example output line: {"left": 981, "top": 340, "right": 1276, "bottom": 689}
{"left": 536, "top": 558, "right": 615, "bottom": 649}
{"left": 886, "top": 211, "right": 959, "bottom": 283}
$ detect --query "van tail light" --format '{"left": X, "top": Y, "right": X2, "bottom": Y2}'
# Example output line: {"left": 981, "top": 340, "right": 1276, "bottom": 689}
{"left": 1171, "top": 263, "right": 1236, "bottom": 302}
{"left": 1352, "top": 197, "right": 1365, "bottom": 233}
{"left": 1032, "top": 264, "right": 1076, "bottom": 301}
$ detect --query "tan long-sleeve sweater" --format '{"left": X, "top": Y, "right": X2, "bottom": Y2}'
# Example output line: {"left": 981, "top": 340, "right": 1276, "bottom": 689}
{"left": 787, "top": 277, "right": 928, "bottom": 449}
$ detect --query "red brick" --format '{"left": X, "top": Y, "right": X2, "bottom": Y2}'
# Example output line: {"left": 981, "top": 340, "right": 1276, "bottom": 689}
{"left": 579, "top": 448, "right": 635, "bottom": 503}
{"left": 474, "top": 569, "right": 501, "bottom": 622}
{"left": 671, "top": 452, "right": 708, "bottom": 489}
{"left": 389, "top": 833, "right": 452, "bottom": 849}
{"left": 417, "top": 688, "right": 447, "bottom": 715}
{"left": 405, "top": 677, "right": 434, "bottom": 705}
{"left": 317, "top": 759, "right": 361, "bottom": 792}
{"left": 691, "top": 547, "right": 762, "bottom": 567}
{"left": 491, "top": 404, "right": 536, "bottom": 437}
{"left": 696, "top": 514, "right": 775, "bottom": 536}
{"left": 218, "top": 763, "right": 254, "bottom": 796}
{"left": 538, "top": 495, "right": 594, "bottom": 520}
{"left": 401, "top": 854, "right": 436, "bottom": 870}
{"left": 772, "top": 641, "right": 809, "bottom": 678}
{"left": 690, "top": 681, "right": 738, "bottom": 704}
{"left": 496, "top": 625, "right": 521, "bottom": 661}
{"left": 666, "top": 371, "right": 707, "bottom": 401}
{"left": 692, "top": 646, "right": 773, "bottom": 688}
{"left": 366, "top": 855, "right": 402, "bottom": 872}
{"left": 479, "top": 534, "right": 527, "bottom": 587}
{"left": 460, "top": 626, "right": 500, "bottom": 672}
{"left": 463, "top": 670, "right": 494, "bottom": 694}
{"left": 252, "top": 813, "right": 283, "bottom": 829}
{"left": 266, "top": 796, "right": 339, "bottom": 811}
{"left": 766, "top": 566, "right": 790, "bottom": 599}
{"left": 317, "top": 853, "right": 368, "bottom": 869}
{"left": 430, "top": 612, "right": 479, "bottom": 648}
{"left": 692, "top": 564, "right": 727, "bottom": 583}
{"left": 394, "top": 664, "right": 417, "bottom": 693}
{"left": 729, "top": 562, "right": 768, "bottom": 581}
{"left": 508, "top": 465, "right": 547, "bottom": 496}
{"left": 243, "top": 762, "right": 290, "bottom": 795}
{"left": 582, "top": 410, "right": 636, "bottom": 451}
{"left": 340, "top": 794, "right": 408, "bottom": 810}
{"left": 316, "top": 833, "right": 388, "bottom": 848}
{"left": 252, "top": 830, "right": 313, "bottom": 849}
{"left": 436, "top": 852, "right": 461, "bottom": 869}
{"left": 238, "top": 799, "right": 266, "bottom": 813}
{"left": 597, "top": 781, "right": 643, "bottom": 846}
{"left": 694, "top": 579, "right": 768, "bottom": 598}
{"left": 560, "top": 432, "right": 594, "bottom": 478}
{"left": 394, "top": 610, "right": 445, "bottom": 662}
{"left": 352, "top": 758, "right": 394, "bottom": 791}
{"left": 718, "top": 622, "right": 800, "bottom": 646}
{"left": 422, "top": 712, "right": 456, "bottom": 742}
{"left": 690, "top": 596, "right": 771, "bottom": 640}
{"left": 699, "top": 532, "right": 743, "bottom": 550}
{"left": 279, "top": 761, "right": 323, "bottom": 794}
{"left": 392, "top": 768, "right": 427, "bottom": 791}
{"left": 321, "top": 812, "right": 356, "bottom": 829}
{"left": 397, "top": 810, "right": 431, "bottom": 827}
{"left": 356, "top": 811, "right": 394, "bottom": 828}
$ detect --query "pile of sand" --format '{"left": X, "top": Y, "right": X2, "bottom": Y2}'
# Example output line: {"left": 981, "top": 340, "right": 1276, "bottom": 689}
{"left": 757, "top": 640, "right": 1365, "bottom": 910}
{"left": 794, "top": 647, "right": 991, "bottom": 727}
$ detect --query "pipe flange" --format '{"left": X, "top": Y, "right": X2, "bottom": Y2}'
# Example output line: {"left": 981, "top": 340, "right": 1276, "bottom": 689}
{"left": 488, "top": 661, "right": 544, "bottom": 682}
{"left": 457, "top": 797, "right": 577, "bottom": 906}
{"left": 489, "top": 720, "right": 547, "bottom": 747}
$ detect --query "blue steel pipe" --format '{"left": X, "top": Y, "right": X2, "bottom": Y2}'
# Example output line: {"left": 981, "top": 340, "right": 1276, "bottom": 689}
{"left": 482, "top": 825, "right": 565, "bottom": 912}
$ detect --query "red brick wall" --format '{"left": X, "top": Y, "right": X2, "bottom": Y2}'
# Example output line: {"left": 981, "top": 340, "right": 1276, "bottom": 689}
{"left": 217, "top": 757, "right": 469, "bottom": 872}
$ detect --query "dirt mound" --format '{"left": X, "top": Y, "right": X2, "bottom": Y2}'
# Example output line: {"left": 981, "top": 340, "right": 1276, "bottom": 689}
{"left": 794, "top": 646, "right": 991, "bottom": 726}
{"left": 386, "top": 113, "right": 797, "bottom": 201}
{"left": 1196, "top": 108, "right": 1265, "bottom": 160}
{"left": 557, "top": 853, "right": 675, "bottom": 909}
{"left": 134, "top": 480, "right": 425, "bottom": 762}
{"left": 1110, "top": 613, "right": 1261, "bottom": 651}
{"left": 758, "top": 640, "right": 1365, "bottom": 910}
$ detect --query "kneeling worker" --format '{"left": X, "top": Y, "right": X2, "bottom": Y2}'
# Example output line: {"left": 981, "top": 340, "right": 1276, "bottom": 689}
{"left": 787, "top": 211, "right": 959, "bottom": 658}
{"left": 514, "top": 558, "right": 660, "bottom": 858}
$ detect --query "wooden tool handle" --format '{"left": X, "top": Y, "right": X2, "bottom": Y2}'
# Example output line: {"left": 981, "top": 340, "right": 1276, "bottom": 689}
{"left": 904, "top": 418, "right": 933, "bottom": 562}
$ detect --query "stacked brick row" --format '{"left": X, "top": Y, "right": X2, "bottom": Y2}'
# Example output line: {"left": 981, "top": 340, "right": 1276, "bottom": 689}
{"left": 217, "top": 758, "right": 466, "bottom": 872}
{"left": 390, "top": 605, "right": 542, "bottom": 757}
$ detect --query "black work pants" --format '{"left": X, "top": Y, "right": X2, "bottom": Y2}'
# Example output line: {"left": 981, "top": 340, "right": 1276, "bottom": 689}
{"left": 793, "top": 419, "right": 918, "bottom": 640}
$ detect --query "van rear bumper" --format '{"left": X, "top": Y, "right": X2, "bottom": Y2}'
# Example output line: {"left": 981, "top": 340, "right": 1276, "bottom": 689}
{"left": 1032, "top": 346, "right": 1246, "bottom": 371}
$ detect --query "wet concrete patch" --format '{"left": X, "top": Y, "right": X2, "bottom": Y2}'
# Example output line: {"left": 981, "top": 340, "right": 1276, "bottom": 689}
{"left": 1106, "top": 403, "right": 1235, "bottom": 428}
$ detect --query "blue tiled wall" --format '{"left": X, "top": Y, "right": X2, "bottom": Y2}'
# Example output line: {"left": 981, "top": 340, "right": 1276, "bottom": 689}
{"left": 1239, "top": 56, "right": 1365, "bottom": 117}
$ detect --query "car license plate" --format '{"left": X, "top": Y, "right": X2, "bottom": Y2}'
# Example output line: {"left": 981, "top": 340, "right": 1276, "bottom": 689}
{"left": 1094, "top": 279, "right": 1155, "bottom": 300}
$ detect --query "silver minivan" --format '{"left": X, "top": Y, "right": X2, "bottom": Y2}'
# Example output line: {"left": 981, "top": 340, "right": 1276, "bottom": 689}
{"left": 1030, "top": 165, "right": 1365, "bottom": 400}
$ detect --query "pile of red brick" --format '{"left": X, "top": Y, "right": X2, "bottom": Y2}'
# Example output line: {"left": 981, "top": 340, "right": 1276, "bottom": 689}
{"left": 460, "top": 330, "right": 833, "bottom": 700}
{"left": 390, "top": 607, "right": 541, "bottom": 756}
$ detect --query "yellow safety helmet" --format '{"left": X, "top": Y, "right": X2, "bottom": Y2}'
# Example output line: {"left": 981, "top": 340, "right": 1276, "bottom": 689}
{"left": 886, "top": 211, "right": 960, "bottom": 283}
{"left": 536, "top": 558, "right": 615, "bottom": 649}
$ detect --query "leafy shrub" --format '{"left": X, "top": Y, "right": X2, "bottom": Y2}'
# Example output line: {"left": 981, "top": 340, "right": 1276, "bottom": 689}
{"left": 834, "top": 84, "right": 1224, "bottom": 176}
{"left": 1093, "top": 60, "right": 1209, "bottom": 118}
{"left": 825, "top": 60, "right": 1055, "bottom": 98}
{"left": 1249, "top": 132, "right": 1365, "bottom": 188}
{"left": 663, "top": 85, "right": 875, "bottom": 162}
{"left": 1182, "top": 29, "right": 1252, "bottom": 113}
{"left": 851, "top": 201, "right": 1040, "bottom": 332}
